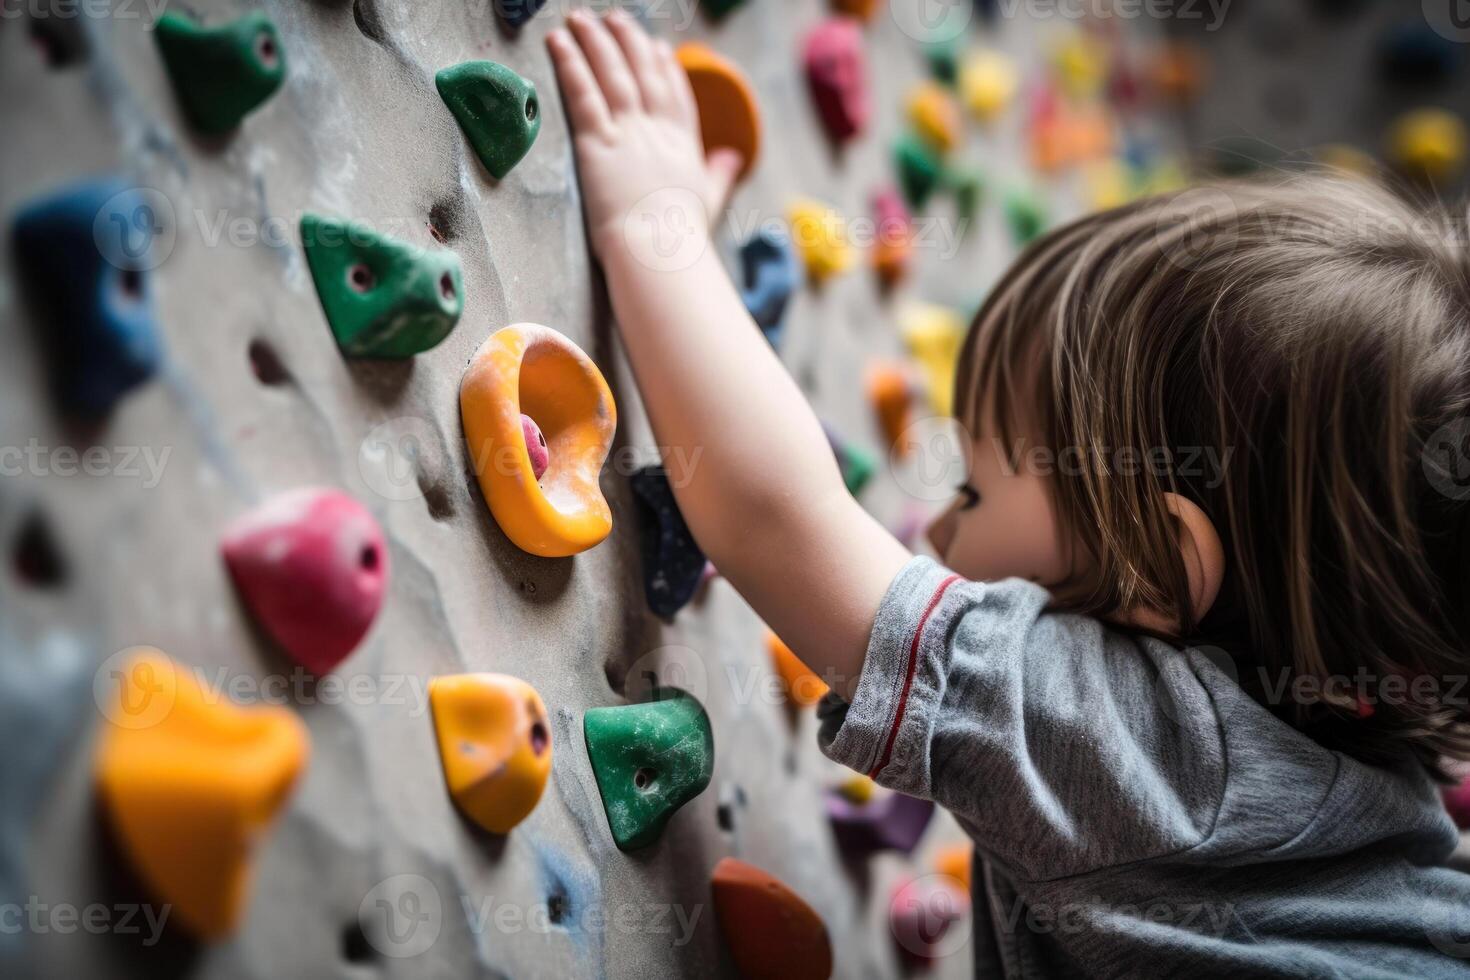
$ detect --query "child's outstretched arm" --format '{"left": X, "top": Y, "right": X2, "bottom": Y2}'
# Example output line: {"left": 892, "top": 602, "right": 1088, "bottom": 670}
{"left": 547, "top": 10, "right": 910, "bottom": 697}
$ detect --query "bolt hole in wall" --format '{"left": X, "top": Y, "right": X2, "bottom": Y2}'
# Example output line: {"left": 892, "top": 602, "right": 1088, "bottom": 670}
{"left": 28, "top": 15, "right": 86, "bottom": 68}
{"left": 12, "top": 511, "right": 66, "bottom": 588}
{"left": 340, "top": 919, "right": 375, "bottom": 964}
{"left": 248, "top": 338, "right": 291, "bottom": 386}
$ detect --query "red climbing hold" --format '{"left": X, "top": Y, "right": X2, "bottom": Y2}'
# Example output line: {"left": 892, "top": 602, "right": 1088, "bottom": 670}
{"left": 1445, "top": 771, "right": 1470, "bottom": 829}
{"left": 221, "top": 488, "right": 388, "bottom": 674}
{"left": 521, "top": 414, "right": 550, "bottom": 481}
{"left": 711, "top": 857, "right": 833, "bottom": 980}
{"left": 804, "top": 18, "right": 869, "bottom": 145}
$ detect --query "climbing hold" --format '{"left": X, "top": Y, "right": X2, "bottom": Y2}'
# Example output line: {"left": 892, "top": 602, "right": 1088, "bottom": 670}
{"left": 677, "top": 43, "right": 762, "bottom": 182}
{"left": 11, "top": 177, "right": 163, "bottom": 417}
{"left": 631, "top": 466, "right": 706, "bottom": 619}
{"left": 522, "top": 414, "right": 550, "bottom": 481}
{"left": 737, "top": 231, "right": 798, "bottom": 346}
{"left": 830, "top": 0, "right": 878, "bottom": 22}
{"left": 767, "top": 632, "right": 829, "bottom": 707}
{"left": 804, "top": 18, "right": 869, "bottom": 144}
{"left": 1084, "top": 159, "right": 1133, "bottom": 212}
{"left": 300, "top": 213, "right": 463, "bottom": 358}
{"left": 711, "top": 858, "right": 833, "bottom": 980}
{"left": 889, "top": 874, "right": 968, "bottom": 967}
{"left": 943, "top": 166, "right": 985, "bottom": 229}
{"left": 960, "top": 49, "right": 1018, "bottom": 122}
{"left": 1003, "top": 186, "right": 1048, "bottom": 246}
{"left": 823, "top": 422, "right": 877, "bottom": 497}
{"left": 1315, "top": 143, "right": 1378, "bottom": 179}
{"left": 436, "top": 61, "right": 541, "bottom": 180}
{"left": 94, "top": 648, "right": 308, "bottom": 938}
{"left": 901, "top": 304, "right": 964, "bottom": 417}
{"left": 701, "top": 0, "right": 747, "bottom": 20}
{"left": 1150, "top": 40, "right": 1205, "bottom": 105}
{"left": 492, "top": 0, "right": 547, "bottom": 29}
{"left": 826, "top": 788, "right": 934, "bottom": 856}
{"left": 429, "top": 673, "right": 551, "bottom": 834}
{"left": 788, "top": 200, "right": 853, "bottom": 284}
{"left": 927, "top": 41, "right": 959, "bottom": 87}
{"left": 1050, "top": 32, "right": 1106, "bottom": 100}
{"left": 1388, "top": 107, "right": 1468, "bottom": 182}
{"left": 460, "top": 323, "right": 617, "bottom": 558}
{"left": 1445, "top": 773, "right": 1470, "bottom": 829}
{"left": 1378, "top": 21, "right": 1463, "bottom": 87}
{"left": 871, "top": 186, "right": 913, "bottom": 289}
{"left": 584, "top": 688, "right": 714, "bottom": 851}
{"left": 933, "top": 842, "right": 974, "bottom": 892}
{"left": 894, "top": 134, "right": 942, "bottom": 209}
{"left": 867, "top": 362, "right": 914, "bottom": 456}
{"left": 153, "top": 10, "right": 285, "bottom": 134}
{"left": 908, "top": 82, "right": 962, "bottom": 154}
{"left": 221, "top": 487, "right": 388, "bottom": 675}
{"left": 836, "top": 773, "right": 875, "bottom": 805}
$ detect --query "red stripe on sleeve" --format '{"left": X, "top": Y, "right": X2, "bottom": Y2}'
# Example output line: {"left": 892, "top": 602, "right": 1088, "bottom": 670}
{"left": 867, "top": 574, "right": 962, "bottom": 780}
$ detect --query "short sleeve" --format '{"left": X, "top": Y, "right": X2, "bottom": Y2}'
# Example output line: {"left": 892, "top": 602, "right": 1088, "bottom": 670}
{"left": 818, "top": 556, "right": 1233, "bottom": 881}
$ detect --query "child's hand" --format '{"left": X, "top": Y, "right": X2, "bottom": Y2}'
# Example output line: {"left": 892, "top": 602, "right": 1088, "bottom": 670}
{"left": 547, "top": 10, "right": 743, "bottom": 260}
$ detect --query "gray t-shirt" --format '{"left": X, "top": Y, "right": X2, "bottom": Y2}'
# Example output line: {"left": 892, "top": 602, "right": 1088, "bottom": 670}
{"left": 818, "top": 556, "right": 1470, "bottom": 978}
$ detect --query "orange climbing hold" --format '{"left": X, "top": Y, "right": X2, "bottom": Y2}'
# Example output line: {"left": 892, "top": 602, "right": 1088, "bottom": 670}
{"left": 830, "top": 0, "right": 879, "bottom": 21}
{"left": 460, "top": 323, "right": 617, "bottom": 558}
{"left": 677, "top": 43, "right": 762, "bottom": 182}
{"left": 430, "top": 673, "right": 552, "bottom": 834}
{"left": 908, "top": 82, "right": 962, "bottom": 154}
{"left": 767, "top": 632, "right": 829, "bottom": 707}
{"left": 867, "top": 362, "right": 913, "bottom": 457}
{"left": 711, "top": 857, "right": 833, "bottom": 980}
{"left": 94, "top": 648, "right": 308, "bottom": 939}
{"left": 934, "top": 841, "right": 974, "bottom": 892}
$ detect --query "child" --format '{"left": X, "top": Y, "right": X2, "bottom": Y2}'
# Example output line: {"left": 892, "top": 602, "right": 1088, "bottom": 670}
{"left": 547, "top": 10, "right": 1470, "bottom": 976}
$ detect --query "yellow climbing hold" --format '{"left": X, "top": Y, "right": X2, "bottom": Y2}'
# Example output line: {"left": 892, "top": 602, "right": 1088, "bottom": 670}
{"left": 960, "top": 49, "right": 1018, "bottom": 122}
{"left": 901, "top": 304, "right": 965, "bottom": 417}
{"left": 430, "top": 673, "right": 552, "bottom": 835}
{"left": 94, "top": 648, "right": 308, "bottom": 939}
{"left": 1388, "top": 108, "right": 1467, "bottom": 182}
{"left": 788, "top": 199, "right": 853, "bottom": 283}
{"left": 907, "top": 81, "right": 963, "bottom": 154}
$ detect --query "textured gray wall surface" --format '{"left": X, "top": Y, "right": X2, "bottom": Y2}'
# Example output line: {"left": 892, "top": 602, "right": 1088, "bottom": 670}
{"left": 0, "top": 1, "right": 1182, "bottom": 978}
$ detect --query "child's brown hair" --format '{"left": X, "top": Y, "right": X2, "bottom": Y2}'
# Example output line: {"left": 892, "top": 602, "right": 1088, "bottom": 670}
{"left": 956, "top": 174, "right": 1470, "bottom": 771}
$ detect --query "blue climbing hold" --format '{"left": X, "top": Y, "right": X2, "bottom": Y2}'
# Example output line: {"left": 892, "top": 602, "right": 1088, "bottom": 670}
{"left": 631, "top": 466, "right": 706, "bottom": 619}
{"left": 1379, "top": 21, "right": 1463, "bottom": 87}
{"left": 738, "top": 231, "right": 797, "bottom": 349}
{"left": 11, "top": 177, "right": 164, "bottom": 417}
{"left": 493, "top": 0, "right": 547, "bottom": 29}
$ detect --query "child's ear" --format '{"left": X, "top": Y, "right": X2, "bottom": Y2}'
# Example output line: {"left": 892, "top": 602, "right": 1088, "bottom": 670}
{"left": 1117, "top": 492, "right": 1225, "bottom": 636}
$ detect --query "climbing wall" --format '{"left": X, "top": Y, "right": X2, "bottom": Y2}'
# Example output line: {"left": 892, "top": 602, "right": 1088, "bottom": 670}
{"left": 1, "top": 1, "right": 1194, "bottom": 977}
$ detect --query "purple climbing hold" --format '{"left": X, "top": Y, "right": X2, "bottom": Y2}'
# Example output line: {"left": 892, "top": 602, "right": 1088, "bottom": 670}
{"left": 630, "top": 466, "right": 706, "bottom": 619}
{"left": 825, "top": 787, "right": 934, "bottom": 857}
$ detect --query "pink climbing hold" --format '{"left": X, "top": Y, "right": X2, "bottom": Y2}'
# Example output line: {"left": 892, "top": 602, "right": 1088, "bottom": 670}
{"left": 221, "top": 487, "right": 388, "bottom": 675}
{"left": 804, "top": 18, "right": 869, "bottom": 145}
{"left": 521, "top": 414, "right": 549, "bottom": 481}
{"left": 889, "top": 874, "right": 969, "bottom": 968}
{"left": 1445, "top": 772, "right": 1470, "bottom": 829}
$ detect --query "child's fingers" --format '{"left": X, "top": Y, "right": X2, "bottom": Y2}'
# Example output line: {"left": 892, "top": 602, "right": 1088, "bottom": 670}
{"left": 605, "top": 9, "right": 671, "bottom": 115}
{"left": 566, "top": 10, "right": 640, "bottom": 116}
{"left": 546, "top": 28, "right": 613, "bottom": 137}
{"left": 655, "top": 38, "right": 699, "bottom": 133}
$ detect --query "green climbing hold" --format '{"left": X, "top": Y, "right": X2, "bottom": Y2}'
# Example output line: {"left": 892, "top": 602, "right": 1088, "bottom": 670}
{"left": 584, "top": 688, "right": 714, "bottom": 852}
{"left": 1003, "top": 188, "right": 1049, "bottom": 246}
{"left": 300, "top": 214, "right": 464, "bottom": 359}
{"left": 895, "top": 135, "right": 942, "bottom": 210}
{"left": 927, "top": 42, "right": 959, "bottom": 87}
{"left": 436, "top": 61, "right": 541, "bottom": 180}
{"left": 153, "top": 11, "right": 286, "bottom": 134}
{"left": 702, "top": 0, "right": 747, "bottom": 19}
{"left": 945, "top": 166, "right": 986, "bottom": 228}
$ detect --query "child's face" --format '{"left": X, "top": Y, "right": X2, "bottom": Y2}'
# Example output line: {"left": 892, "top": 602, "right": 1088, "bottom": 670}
{"left": 926, "top": 432, "right": 1074, "bottom": 589}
